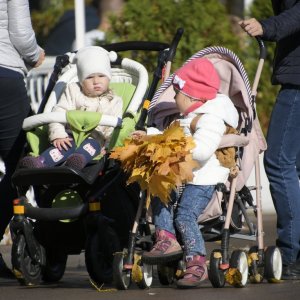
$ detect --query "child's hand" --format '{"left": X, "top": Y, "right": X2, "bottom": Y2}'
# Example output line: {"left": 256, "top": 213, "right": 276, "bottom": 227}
{"left": 100, "top": 147, "right": 107, "bottom": 156}
{"left": 190, "top": 115, "right": 202, "bottom": 134}
{"left": 53, "top": 137, "right": 73, "bottom": 151}
{"left": 131, "top": 130, "right": 146, "bottom": 140}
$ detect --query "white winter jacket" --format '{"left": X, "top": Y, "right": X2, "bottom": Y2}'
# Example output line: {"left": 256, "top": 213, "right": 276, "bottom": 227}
{"left": 48, "top": 82, "right": 123, "bottom": 148}
{"left": 148, "top": 94, "right": 239, "bottom": 185}
{"left": 0, "top": 0, "right": 41, "bottom": 75}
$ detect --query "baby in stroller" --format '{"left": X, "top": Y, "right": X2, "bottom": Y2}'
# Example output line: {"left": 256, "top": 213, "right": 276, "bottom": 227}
{"left": 138, "top": 57, "right": 239, "bottom": 288}
{"left": 19, "top": 46, "right": 122, "bottom": 171}
{"left": 9, "top": 44, "right": 149, "bottom": 286}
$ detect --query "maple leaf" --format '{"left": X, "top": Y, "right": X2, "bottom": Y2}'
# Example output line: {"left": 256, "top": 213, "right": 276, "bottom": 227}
{"left": 225, "top": 268, "right": 242, "bottom": 286}
{"left": 110, "top": 121, "right": 199, "bottom": 205}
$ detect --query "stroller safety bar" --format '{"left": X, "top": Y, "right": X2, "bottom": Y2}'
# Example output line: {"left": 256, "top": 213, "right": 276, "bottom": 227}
{"left": 22, "top": 112, "right": 122, "bottom": 131}
{"left": 219, "top": 134, "right": 249, "bottom": 149}
{"left": 119, "top": 58, "right": 148, "bottom": 113}
{"left": 23, "top": 201, "right": 88, "bottom": 221}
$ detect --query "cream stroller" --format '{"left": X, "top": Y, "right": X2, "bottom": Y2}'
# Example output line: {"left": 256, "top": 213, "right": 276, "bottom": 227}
{"left": 144, "top": 38, "right": 282, "bottom": 288}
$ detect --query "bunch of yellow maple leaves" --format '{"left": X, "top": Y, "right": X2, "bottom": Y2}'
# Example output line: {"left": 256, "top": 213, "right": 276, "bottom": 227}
{"left": 110, "top": 121, "right": 199, "bottom": 205}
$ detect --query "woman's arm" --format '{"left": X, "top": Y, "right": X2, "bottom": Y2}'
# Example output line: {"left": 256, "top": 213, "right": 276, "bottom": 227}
{"left": 7, "top": 0, "right": 42, "bottom": 66}
{"left": 260, "top": 1, "right": 300, "bottom": 42}
{"left": 239, "top": 1, "right": 300, "bottom": 42}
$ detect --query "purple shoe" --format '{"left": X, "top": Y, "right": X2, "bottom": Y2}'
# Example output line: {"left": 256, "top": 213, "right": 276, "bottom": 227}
{"left": 64, "top": 153, "right": 87, "bottom": 171}
{"left": 19, "top": 156, "right": 46, "bottom": 168}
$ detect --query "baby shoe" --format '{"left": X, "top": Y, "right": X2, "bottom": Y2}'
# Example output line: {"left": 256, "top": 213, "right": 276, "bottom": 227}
{"left": 19, "top": 156, "right": 46, "bottom": 168}
{"left": 64, "top": 153, "right": 87, "bottom": 171}
{"left": 142, "top": 229, "right": 183, "bottom": 264}
{"left": 176, "top": 255, "right": 208, "bottom": 288}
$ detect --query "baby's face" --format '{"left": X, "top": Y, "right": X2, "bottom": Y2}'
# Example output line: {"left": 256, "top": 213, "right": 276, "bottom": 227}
{"left": 81, "top": 73, "right": 110, "bottom": 97}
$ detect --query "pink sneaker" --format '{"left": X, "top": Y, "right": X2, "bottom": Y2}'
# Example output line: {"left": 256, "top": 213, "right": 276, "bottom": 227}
{"left": 142, "top": 229, "right": 183, "bottom": 264}
{"left": 176, "top": 255, "right": 208, "bottom": 288}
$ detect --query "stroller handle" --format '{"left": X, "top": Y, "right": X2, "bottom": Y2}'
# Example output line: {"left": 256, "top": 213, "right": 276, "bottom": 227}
{"left": 166, "top": 28, "right": 184, "bottom": 64}
{"left": 251, "top": 37, "right": 266, "bottom": 103}
{"left": 255, "top": 37, "right": 266, "bottom": 60}
{"left": 101, "top": 41, "right": 170, "bottom": 53}
{"left": 22, "top": 112, "right": 122, "bottom": 131}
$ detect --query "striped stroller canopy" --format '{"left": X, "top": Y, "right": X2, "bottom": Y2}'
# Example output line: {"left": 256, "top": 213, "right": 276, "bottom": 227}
{"left": 148, "top": 46, "right": 254, "bottom": 132}
{"left": 147, "top": 46, "right": 266, "bottom": 191}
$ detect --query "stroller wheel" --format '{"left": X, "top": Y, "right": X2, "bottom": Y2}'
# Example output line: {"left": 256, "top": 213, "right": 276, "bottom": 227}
{"left": 157, "top": 263, "right": 177, "bottom": 285}
{"left": 248, "top": 246, "right": 264, "bottom": 283}
{"left": 133, "top": 256, "right": 153, "bottom": 289}
{"left": 229, "top": 250, "right": 248, "bottom": 287}
{"left": 85, "top": 226, "right": 120, "bottom": 285}
{"left": 42, "top": 249, "right": 68, "bottom": 283}
{"left": 113, "top": 251, "right": 132, "bottom": 290}
{"left": 11, "top": 234, "right": 43, "bottom": 286}
{"left": 264, "top": 246, "right": 282, "bottom": 282}
{"left": 209, "top": 250, "right": 225, "bottom": 288}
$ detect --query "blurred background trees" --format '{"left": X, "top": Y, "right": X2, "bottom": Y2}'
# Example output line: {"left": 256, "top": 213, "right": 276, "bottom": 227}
{"left": 29, "top": 0, "right": 277, "bottom": 134}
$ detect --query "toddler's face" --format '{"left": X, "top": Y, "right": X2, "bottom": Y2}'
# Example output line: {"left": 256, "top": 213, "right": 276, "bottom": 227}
{"left": 174, "top": 89, "right": 195, "bottom": 114}
{"left": 82, "top": 73, "right": 110, "bottom": 97}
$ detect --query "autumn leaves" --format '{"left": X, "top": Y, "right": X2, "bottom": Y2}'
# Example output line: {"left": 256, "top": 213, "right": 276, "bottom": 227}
{"left": 110, "top": 122, "right": 198, "bottom": 204}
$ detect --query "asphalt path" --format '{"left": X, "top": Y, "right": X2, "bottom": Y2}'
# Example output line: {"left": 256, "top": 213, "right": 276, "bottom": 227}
{"left": 1, "top": 214, "right": 300, "bottom": 300}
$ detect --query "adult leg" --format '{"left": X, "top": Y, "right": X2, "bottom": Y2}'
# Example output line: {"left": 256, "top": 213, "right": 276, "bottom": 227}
{"left": 264, "top": 87, "right": 300, "bottom": 267}
{"left": 0, "top": 76, "right": 30, "bottom": 242}
{"left": 0, "top": 76, "right": 30, "bottom": 278}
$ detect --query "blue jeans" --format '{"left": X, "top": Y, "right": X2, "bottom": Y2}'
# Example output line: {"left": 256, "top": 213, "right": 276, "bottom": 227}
{"left": 152, "top": 184, "right": 215, "bottom": 256}
{"left": 264, "top": 86, "right": 300, "bottom": 265}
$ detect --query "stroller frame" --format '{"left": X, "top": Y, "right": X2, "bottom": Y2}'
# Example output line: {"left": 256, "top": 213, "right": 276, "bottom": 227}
{"left": 116, "top": 38, "right": 282, "bottom": 289}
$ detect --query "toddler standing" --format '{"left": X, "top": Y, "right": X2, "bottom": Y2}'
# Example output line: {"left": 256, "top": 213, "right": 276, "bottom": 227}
{"left": 142, "top": 58, "right": 239, "bottom": 288}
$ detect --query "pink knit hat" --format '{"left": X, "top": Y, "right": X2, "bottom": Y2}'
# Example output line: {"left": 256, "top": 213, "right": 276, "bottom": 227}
{"left": 172, "top": 58, "right": 220, "bottom": 100}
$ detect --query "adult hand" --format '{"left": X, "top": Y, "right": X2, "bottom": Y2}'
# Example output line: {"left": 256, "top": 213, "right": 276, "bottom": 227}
{"left": 53, "top": 137, "right": 73, "bottom": 151}
{"left": 33, "top": 48, "right": 45, "bottom": 68}
{"left": 239, "top": 18, "right": 263, "bottom": 37}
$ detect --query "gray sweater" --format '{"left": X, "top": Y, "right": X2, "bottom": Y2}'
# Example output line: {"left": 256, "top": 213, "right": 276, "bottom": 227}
{"left": 0, "top": 0, "right": 41, "bottom": 76}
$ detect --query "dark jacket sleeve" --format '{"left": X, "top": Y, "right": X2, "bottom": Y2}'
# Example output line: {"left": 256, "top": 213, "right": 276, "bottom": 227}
{"left": 260, "top": 1, "right": 300, "bottom": 42}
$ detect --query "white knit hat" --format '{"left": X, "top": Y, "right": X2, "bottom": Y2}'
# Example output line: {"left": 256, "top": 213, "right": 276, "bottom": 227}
{"left": 74, "top": 46, "right": 118, "bottom": 82}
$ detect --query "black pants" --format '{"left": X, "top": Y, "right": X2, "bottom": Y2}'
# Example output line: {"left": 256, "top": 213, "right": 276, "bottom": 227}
{"left": 0, "top": 74, "right": 31, "bottom": 241}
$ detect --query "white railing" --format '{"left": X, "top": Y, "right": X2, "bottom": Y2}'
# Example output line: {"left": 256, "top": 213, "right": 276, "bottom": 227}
{"left": 26, "top": 56, "right": 56, "bottom": 113}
